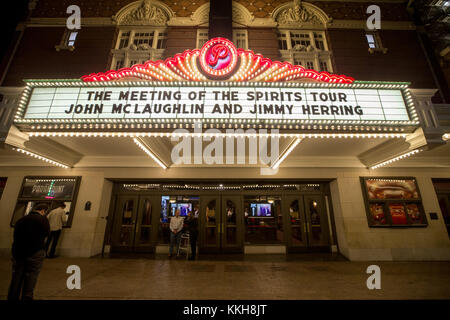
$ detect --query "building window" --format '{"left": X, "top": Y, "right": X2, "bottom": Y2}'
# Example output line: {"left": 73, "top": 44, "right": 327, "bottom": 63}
{"left": 361, "top": 177, "right": 428, "bottom": 227}
{"left": 319, "top": 60, "right": 328, "bottom": 72}
{"left": 278, "top": 30, "right": 332, "bottom": 72}
{"left": 290, "top": 32, "right": 311, "bottom": 48}
{"left": 314, "top": 32, "right": 325, "bottom": 50}
{"left": 366, "top": 33, "right": 377, "bottom": 48}
{"left": 233, "top": 30, "right": 248, "bottom": 49}
{"left": 197, "top": 29, "right": 209, "bottom": 48}
{"left": 365, "top": 32, "right": 388, "bottom": 54}
{"left": 55, "top": 29, "right": 79, "bottom": 51}
{"left": 277, "top": 32, "right": 288, "bottom": 50}
{"left": 111, "top": 28, "right": 167, "bottom": 69}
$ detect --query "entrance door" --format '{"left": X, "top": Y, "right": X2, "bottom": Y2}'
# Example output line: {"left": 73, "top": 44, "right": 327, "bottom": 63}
{"left": 111, "top": 195, "right": 160, "bottom": 253}
{"left": 284, "top": 194, "right": 331, "bottom": 252}
{"left": 199, "top": 194, "right": 243, "bottom": 253}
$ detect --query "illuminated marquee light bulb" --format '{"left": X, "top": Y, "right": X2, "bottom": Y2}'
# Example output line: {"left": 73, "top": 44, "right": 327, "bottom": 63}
{"left": 12, "top": 147, "right": 70, "bottom": 168}
{"left": 369, "top": 149, "right": 423, "bottom": 170}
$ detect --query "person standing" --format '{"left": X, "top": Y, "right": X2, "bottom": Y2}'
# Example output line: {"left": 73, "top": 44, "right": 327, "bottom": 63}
{"left": 45, "top": 202, "right": 67, "bottom": 258}
{"left": 7, "top": 203, "right": 50, "bottom": 300}
{"left": 185, "top": 211, "right": 198, "bottom": 261}
{"left": 169, "top": 209, "right": 184, "bottom": 258}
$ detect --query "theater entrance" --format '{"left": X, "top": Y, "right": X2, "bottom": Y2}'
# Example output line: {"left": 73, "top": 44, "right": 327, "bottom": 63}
{"left": 107, "top": 181, "right": 336, "bottom": 255}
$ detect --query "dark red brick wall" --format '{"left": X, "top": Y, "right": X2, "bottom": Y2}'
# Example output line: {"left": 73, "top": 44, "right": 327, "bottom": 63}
{"left": 248, "top": 28, "right": 280, "bottom": 61}
{"left": 163, "top": 27, "right": 197, "bottom": 59}
{"left": 328, "top": 29, "right": 436, "bottom": 88}
{"left": 2, "top": 26, "right": 116, "bottom": 86}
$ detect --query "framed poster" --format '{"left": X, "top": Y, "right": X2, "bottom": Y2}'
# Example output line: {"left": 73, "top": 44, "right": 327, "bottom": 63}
{"left": 10, "top": 176, "right": 81, "bottom": 227}
{"left": 361, "top": 177, "right": 427, "bottom": 227}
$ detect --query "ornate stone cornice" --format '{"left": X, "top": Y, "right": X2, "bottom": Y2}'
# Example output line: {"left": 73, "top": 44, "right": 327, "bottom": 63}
{"left": 272, "top": 0, "right": 332, "bottom": 29}
{"left": 113, "top": 0, "right": 174, "bottom": 26}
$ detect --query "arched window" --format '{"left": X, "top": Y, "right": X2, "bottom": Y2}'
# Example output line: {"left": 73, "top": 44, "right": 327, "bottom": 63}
{"left": 272, "top": 1, "right": 332, "bottom": 72}
{"left": 111, "top": 0, "right": 173, "bottom": 69}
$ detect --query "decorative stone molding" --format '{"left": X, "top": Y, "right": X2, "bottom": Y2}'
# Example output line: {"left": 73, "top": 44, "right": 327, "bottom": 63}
{"left": 272, "top": 0, "right": 332, "bottom": 29}
{"left": 113, "top": 0, "right": 174, "bottom": 26}
{"left": 186, "top": 1, "right": 269, "bottom": 28}
{"left": 232, "top": 2, "right": 254, "bottom": 27}
{"left": 190, "top": 2, "right": 209, "bottom": 26}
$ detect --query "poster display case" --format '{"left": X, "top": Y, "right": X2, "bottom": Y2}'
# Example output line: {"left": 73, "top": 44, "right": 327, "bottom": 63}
{"left": 10, "top": 176, "right": 81, "bottom": 227}
{"left": 361, "top": 177, "right": 427, "bottom": 227}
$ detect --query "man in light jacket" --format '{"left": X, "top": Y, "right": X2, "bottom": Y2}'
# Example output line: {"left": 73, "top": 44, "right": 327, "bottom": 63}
{"left": 45, "top": 202, "right": 67, "bottom": 258}
{"left": 169, "top": 209, "right": 184, "bottom": 258}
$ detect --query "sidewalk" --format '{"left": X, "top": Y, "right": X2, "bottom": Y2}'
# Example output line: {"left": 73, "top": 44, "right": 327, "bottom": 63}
{"left": 1, "top": 254, "right": 449, "bottom": 300}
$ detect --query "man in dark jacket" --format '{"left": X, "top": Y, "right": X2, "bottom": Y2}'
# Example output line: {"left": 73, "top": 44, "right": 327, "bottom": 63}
{"left": 7, "top": 203, "right": 50, "bottom": 300}
{"left": 185, "top": 211, "right": 198, "bottom": 260}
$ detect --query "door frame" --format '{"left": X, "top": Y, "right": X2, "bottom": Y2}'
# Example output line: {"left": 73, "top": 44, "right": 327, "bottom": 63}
{"left": 198, "top": 192, "right": 244, "bottom": 254}
{"left": 283, "top": 191, "right": 332, "bottom": 253}
{"left": 110, "top": 194, "right": 161, "bottom": 253}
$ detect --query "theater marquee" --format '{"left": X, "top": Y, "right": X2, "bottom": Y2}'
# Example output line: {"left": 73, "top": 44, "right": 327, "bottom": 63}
{"left": 13, "top": 38, "right": 419, "bottom": 133}
{"left": 22, "top": 83, "right": 412, "bottom": 122}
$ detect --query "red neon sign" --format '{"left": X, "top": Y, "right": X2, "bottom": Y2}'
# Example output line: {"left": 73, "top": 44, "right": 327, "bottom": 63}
{"left": 82, "top": 37, "right": 354, "bottom": 84}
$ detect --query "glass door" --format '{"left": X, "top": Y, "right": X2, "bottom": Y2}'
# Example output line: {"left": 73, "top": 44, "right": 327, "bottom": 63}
{"left": 199, "top": 194, "right": 244, "bottom": 253}
{"left": 200, "top": 195, "right": 221, "bottom": 253}
{"left": 111, "top": 195, "right": 160, "bottom": 253}
{"left": 304, "top": 195, "right": 330, "bottom": 248}
{"left": 221, "top": 195, "right": 243, "bottom": 253}
{"left": 112, "top": 196, "right": 138, "bottom": 252}
{"left": 285, "top": 194, "right": 331, "bottom": 252}
{"left": 134, "top": 195, "right": 160, "bottom": 252}
{"left": 284, "top": 195, "right": 308, "bottom": 249}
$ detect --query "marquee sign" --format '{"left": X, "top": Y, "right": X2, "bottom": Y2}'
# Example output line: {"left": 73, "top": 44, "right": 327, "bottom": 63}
{"left": 20, "top": 83, "right": 414, "bottom": 121}
{"left": 13, "top": 38, "right": 419, "bottom": 133}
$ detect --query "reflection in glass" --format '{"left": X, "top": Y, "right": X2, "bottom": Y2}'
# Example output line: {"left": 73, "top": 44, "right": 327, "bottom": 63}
{"left": 206, "top": 226, "right": 216, "bottom": 245}
{"left": 120, "top": 226, "right": 132, "bottom": 246}
{"left": 122, "top": 200, "right": 134, "bottom": 225}
{"left": 141, "top": 200, "right": 152, "bottom": 225}
{"left": 226, "top": 200, "right": 236, "bottom": 224}
{"left": 244, "top": 196, "right": 283, "bottom": 244}
{"left": 226, "top": 227, "right": 237, "bottom": 244}
{"left": 206, "top": 200, "right": 216, "bottom": 225}
{"left": 139, "top": 200, "right": 152, "bottom": 244}
{"left": 290, "top": 200, "right": 302, "bottom": 244}
{"left": 205, "top": 200, "right": 217, "bottom": 245}
{"left": 309, "top": 200, "right": 322, "bottom": 241}
{"left": 119, "top": 199, "right": 134, "bottom": 246}
{"left": 140, "top": 227, "right": 150, "bottom": 243}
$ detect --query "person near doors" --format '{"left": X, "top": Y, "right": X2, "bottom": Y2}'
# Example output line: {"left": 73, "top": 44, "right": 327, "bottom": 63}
{"left": 185, "top": 210, "right": 198, "bottom": 260}
{"left": 45, "top": 202, "right": 67, "bottom": 258}
{"left": 169, "top": 209, "right": 184, "bottom": 258}
{"left": 8, "top": 203, "right": 50, "bottom": 300}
